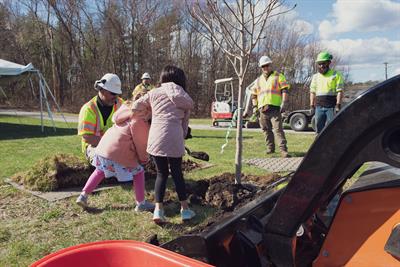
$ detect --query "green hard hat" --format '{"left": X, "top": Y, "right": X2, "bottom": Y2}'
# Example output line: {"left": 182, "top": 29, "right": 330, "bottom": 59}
{"left": 316, "top": 51, "right": 333, "bottom": 62}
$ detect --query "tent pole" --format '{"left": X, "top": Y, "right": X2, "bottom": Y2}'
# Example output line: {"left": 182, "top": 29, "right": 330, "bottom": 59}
{"left": 39, "top": 72, "right": 70, "bottom": 128}
{"left": 39, "top": 74, "right": 57, "bottom": 132}
{"left": 39, "top": 76, "right": 44, "bottom": 132}
{"left": 29, "top": 77, "right": 36, "bottom": 99}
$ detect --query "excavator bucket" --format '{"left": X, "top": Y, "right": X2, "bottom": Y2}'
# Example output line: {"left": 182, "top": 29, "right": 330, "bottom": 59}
{"left": 162, "top": 75, "right": 400, "bottom": 267}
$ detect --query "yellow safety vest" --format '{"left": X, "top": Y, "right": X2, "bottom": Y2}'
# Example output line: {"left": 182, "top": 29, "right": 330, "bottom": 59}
{"left": 77, "top": 96, "right": 123, "bottom": 153}
{"left": 310, "top": 69, "right": 344, "bottom": 96}
{"left": 132, "top": 83, "right": 154, "bottom": 99}
{"left": 251, "top": 71, "right": 290, "bottom": 109}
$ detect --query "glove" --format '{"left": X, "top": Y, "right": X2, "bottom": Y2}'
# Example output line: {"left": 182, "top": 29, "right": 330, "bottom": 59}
{"left": 335, "top": 104, "right": 341, "bottom": 113}
{"left": 309, "top": 106, "right": 315, "bottom": 115}
{"left": 280, "top": 101, "right": 288, "bottom": 113}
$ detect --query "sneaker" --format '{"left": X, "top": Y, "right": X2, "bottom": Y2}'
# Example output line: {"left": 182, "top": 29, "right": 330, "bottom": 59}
{"left": 153, "top": 209, "right": 167, "bottom": 224}
{"left": 135, "top": 200, "right": 155, "bottom": 212}
{"left": 281, "top": 151, "right": 291, "bottom": 158}
{"left": 76, "top": 194, "right": 88, "bottom": 208}
{"left": 181, "top": 209, "right": 196, "bottom": 221}
{"left": 266, "top": 150, "right": 275, "bottom": 155}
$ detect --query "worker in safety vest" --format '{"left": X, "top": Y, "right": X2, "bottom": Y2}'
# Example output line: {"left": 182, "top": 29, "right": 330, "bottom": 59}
{"left": 310, "top": 51, "right": 344, "bottom": 133}
{"left": 246, "top": 55, "right": 290, "bottom": 158}
{"left": 78, "top": 73, "right": 124, "bottom": 162}
{"left": 132, "top": 72, "right": 154, "bottom": 100}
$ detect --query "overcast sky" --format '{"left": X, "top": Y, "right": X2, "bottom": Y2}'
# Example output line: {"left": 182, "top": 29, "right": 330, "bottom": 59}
{"left": 286, "top": 0, "right": 400, "bottom": 82}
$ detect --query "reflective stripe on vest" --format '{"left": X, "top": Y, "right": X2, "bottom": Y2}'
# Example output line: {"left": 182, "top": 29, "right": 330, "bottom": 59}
{"left": 314, "top": 70, "right": 342, "bottom": 96}
{"left": 86, "top": 97, "right": 123, "bottom": 136}
{"left": 88, "top": 100, "right": 102, "bottom": 136}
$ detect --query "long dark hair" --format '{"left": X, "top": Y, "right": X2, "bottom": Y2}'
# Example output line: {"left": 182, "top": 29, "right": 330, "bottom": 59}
{"left": 159, "top": 65, "right": 186, "bottom": 91}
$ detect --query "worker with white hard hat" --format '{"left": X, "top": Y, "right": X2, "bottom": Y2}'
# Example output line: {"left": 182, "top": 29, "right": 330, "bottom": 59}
{"left": 132, "top": 72, "right": 155, "bottom": 100}
{"left": 246, "top": 55, "right": 291, "bottom": 158}
{"left": 78, "top": 73, "right": 124, "bottom": 162}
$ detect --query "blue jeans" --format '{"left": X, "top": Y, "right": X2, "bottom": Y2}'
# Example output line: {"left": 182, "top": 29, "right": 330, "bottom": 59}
{"left": 315, "top": 106, "right": 335, "bottom": 133}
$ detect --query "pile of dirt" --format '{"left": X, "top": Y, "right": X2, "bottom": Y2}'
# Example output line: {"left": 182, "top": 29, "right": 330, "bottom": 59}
{"left": 186, "top": 172, "right": 281, "bottom": 211}
{"left": 11, "top": 154, "right": 93, "bottom": 191}
{"left": 11, "top": 154, "right": 203, "bottom": 192}
{"left": 184, "top": 173, "right": 282, "bottom": 234}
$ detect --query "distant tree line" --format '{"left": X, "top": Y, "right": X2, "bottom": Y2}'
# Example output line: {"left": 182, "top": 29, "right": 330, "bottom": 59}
{"left": 0, "top": 0, "right": 345, "bottom": 115}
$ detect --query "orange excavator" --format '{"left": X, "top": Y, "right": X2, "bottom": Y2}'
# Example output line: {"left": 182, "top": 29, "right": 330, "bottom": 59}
{"left": 32, "top": 75, "right": 400, "bottom": 266}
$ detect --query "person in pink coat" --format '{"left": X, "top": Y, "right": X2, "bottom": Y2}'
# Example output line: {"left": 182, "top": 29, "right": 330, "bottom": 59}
{"left": 76, "top": 100, "right": 155, "bottom": 212}
{"left": 135, "top": 65, "right": 195, "bottom": 223}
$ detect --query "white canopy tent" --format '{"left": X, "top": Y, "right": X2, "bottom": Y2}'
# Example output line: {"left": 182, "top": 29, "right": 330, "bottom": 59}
{"left": 0, "top": 59, "right": 68, "bottom": 132}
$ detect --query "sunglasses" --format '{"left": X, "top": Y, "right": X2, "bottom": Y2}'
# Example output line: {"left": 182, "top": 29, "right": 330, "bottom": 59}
{"left": 261, "top": 64, "right": 271, "bottom": 68}
{"left": 100, "top": 88, "right": 117, "bottom": 96}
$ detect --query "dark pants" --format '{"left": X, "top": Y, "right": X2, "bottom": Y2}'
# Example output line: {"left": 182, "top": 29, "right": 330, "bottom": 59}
{"left": 259, "top": 108, "right": 287, "bottom": 152}
{"left": 315, "top": 106, "right": 335, "bottom": 133}
{"left": 153, "top": 156, "right": 187, "bottom": 203}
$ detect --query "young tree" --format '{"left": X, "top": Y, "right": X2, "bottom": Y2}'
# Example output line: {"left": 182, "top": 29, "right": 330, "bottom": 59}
{"left": 189, "top": 0, "right": 293, "bottom": 183}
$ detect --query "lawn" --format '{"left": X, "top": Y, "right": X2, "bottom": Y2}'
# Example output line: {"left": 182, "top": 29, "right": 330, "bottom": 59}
{"left": 0, "top": 115, "right": 315, "bottom": 266}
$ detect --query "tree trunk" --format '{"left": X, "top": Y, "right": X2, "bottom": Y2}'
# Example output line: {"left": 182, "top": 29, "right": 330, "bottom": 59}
{"left": 234, "top": 0, "right": 245, "bottom": 184}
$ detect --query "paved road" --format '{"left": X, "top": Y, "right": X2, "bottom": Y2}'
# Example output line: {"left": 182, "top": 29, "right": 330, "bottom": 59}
{"left": 0, "top": 109, "right": 315, "bottom": 134}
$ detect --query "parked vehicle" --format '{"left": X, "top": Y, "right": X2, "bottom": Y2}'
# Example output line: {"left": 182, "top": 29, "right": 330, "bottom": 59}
{"left": 211, "top": 78, "right": 258, "bottom": 128}
{"left": 210, "top": 78, "right": 236, "bottom": 127}
{"left": 283, "top": 109, "right": 316, "bottom": 132}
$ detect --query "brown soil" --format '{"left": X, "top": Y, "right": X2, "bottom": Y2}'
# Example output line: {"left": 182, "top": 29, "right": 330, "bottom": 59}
{"left": 196, "top": 173, "right": 281, "bottom": 232}
{"left": 152, "top": 172, "right": 282, "bottom": 237}
{"left": 186, "top": 172, "right": 280, "bottom": 211}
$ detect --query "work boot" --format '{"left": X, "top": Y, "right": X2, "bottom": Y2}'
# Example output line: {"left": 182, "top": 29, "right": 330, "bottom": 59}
{"left": 281, "top": 151, "right": 291, "bottom": 158}
{"left": 266, "top": 149, "right": 275, "bottom": 155}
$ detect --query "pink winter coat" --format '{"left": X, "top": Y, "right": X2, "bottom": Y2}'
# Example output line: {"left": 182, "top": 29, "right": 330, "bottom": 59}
{"left": 135, "top": 82, "right": 193, "bottom": 157}
{"left": 95, "top": 104, "right": 150, "bottom": 168}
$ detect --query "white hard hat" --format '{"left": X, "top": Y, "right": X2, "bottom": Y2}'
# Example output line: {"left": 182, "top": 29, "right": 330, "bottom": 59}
{"left": 141, "top": 72, "right": 151, "bottom": 79}
{"left": 258, "top": 56, "right": 272, "bottom": 67}
{"left": 94, "top": 73, "right": 122, "bottom": 95}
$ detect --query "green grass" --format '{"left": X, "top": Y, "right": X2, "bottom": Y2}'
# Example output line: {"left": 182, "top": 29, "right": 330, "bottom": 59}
{"left": 0, "top": 114, "right": 317, "bottom": 266}
{"left": 190, "top": 118, "right": 212, "bottom": 125}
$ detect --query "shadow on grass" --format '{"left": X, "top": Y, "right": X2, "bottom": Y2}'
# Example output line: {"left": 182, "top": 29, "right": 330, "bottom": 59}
{"left": 0, "top": 122, "right": 76, "bottom": 140}
{"left": 289, "top": 151, "right": 307, "bottom": 157}
{"left": 83, "top": 204, "right": 136, "bottom": 214}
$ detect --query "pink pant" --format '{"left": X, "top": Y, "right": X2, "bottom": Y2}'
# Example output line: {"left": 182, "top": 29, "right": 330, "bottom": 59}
{"left": 82, "top": 169, "right": 145, "bottom": 203}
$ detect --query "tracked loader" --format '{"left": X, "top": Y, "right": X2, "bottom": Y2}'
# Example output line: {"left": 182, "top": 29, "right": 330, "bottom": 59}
{"left": 162, "top": 75, "right": 400, "bottom": 266}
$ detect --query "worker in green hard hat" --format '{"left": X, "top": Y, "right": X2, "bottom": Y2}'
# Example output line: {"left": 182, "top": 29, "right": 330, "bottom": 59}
{"left": 309, "top": 51, "right": 344, "bottom": 133}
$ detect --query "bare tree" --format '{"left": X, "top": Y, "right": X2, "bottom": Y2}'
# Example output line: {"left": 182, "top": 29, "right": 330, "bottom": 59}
{"left": 188, "top": 0, "right": 293, "bottom": 183}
